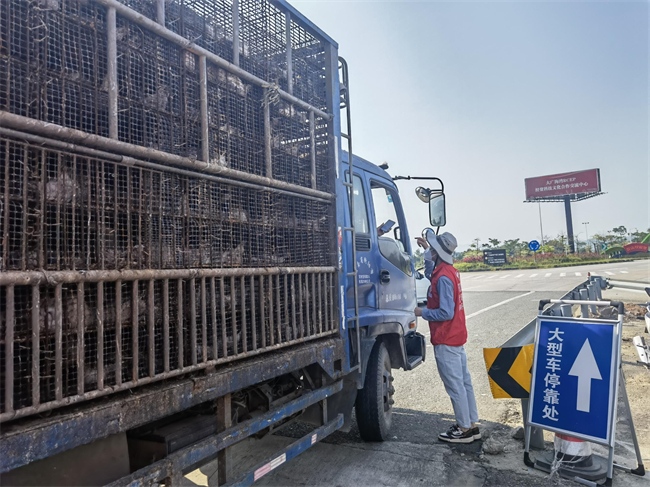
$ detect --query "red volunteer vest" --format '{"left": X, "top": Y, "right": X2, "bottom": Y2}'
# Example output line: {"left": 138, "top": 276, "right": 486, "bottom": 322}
{"left": 427, "top": 262, "right": 467, "bottom": 347}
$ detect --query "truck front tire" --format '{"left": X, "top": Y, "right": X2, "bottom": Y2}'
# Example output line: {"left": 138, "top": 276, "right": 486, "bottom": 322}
{"left": 355, "top": 341, "right": 394, "bottom": 441}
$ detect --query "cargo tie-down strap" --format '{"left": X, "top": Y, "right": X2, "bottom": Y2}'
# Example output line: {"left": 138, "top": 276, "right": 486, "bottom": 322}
{"left": 483, "top": 344, "right": 535, "bottom": 399}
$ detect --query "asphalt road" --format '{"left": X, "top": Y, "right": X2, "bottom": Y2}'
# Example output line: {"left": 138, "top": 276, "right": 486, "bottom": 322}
{"left": 184, "top": 260, "right": 650, "bottom": 487}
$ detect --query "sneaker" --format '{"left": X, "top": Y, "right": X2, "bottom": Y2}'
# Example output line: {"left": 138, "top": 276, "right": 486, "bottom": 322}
{"left": 438, "top": 424, "right": 475, "bottom": 444}
{"left": 471, "top": 427, "right": 481, "bottom": 440}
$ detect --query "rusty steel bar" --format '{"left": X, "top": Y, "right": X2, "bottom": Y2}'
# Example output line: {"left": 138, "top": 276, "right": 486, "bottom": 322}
{"left": 71, "top": 154, "right": 76, "bottom": 270}
{"left": 156, "top": 0, "right": 165, "bottom": 25}
{"left": 0, "top": 115, "right": 334, "bottom": 201}
{"left": 290, "top": 274, "right": 297, "bottom": 342}
{"left": 148, "top": 279, "right": 155, "bottom": 377}
{"left": 0, "top": 267, "right": 336, "bottom": 286}
{"left": 241, "top": 276, "right": 247, "bottom": 353}
{"left": 310, "top": 111, "right": 316, "bottom": 189}
{"left": 86, "top": 166, "right": 92, "bottom": 268}
{"left": 283, "top": 274, "right": 289, "bottom": 340}
{"left": 220, "top": 278, "right": 227, "bottom": 358}
{"left": 0, "top": 330, "right": 337, "bottom": 422}
{"left": 4, "top": 286, "right": 14, "bottom": 412}
{"left": 325, "top": 274, "right": 331, "bottom": 332}
{"left": 2, "top": 143, "right": 8, "bottom": 270}
{"left": 107, "top": 7, "right": 118, "bottom": 139}
{"left": 31, "top": 285, "right": 40, "bottom": 407}
{"left": 298, "top": 273, "right": 304, "bottom": 338}
{"left": 38, "top": 150, "right": 45, "bottom": 269}
{"left": 232, "top": 0, "right": 240, "bottom": 67}
{"left": 311, "top": 274, "right": 317, "bottom": 336}
{"left": 260, "top": 275, "right": 266, "bottom": 349}
{"left": 269, "top": 275, "right": 275, "bottom": 346}
{"left": 177, "top": 279, "right": 184, "bottom": 369}
{"left": 127, "top": 169, "right": 132, "bottom": 269}
{"left": 0, "top": 131, "right": 332, "bottom": 207}
{"left": 201, "top": 277, "right": 207, "bottom": 362}
{"left": 250, "top": 276, "right": 257, "bottom": 351}
{"left": 132, "top": 280, "right": 139, "bottom": 382}
{"left": 98, "top": 281, "right": 105, "bottom": 390}
{"left": 100, "top": 161, "right": 106, "bottom": 270}
{"left": 199, "top": 56, "right": 209, "bottom": 163}
{"left": 305, "top": 273, "right": 311, "bottom": 336}
{"left": 230, "top": 276, "right": 237, "bottom": 355}
{"left": 264, "top": 90, "right": 272, "bottom": 178}
{"left": 137, "top": 168, "right": 143, "bottom": 269}
{"left": 318, "top": 273, "right": 323, "bottom": 334}
{"left": 56, "top": 153, "right": 61, "bottom": 270}
{"left": 116, "top": 280, "right": 123, "bottom": 387}
{"left": 77, "top": 283, "right": 85, "bottom": 395}
{"left": 285, "top": 12, "right": 293, "bottom": 96}
{"left": 211, "top": 277, "right": 217, "bottom": 359}
{"left": 54, "top": 285, "right": 63, "bottom": 401}
{"left": 163, "top": 279, "right": 170, "bottom": 373}
{"left": 190, "top": 278, "right": 197, "bottom": 366}
{"left": 21, "top": 146, "right": 28, "bottom": 270}
{"left": 275, "top": 274, "right": 281, "bottom": 343}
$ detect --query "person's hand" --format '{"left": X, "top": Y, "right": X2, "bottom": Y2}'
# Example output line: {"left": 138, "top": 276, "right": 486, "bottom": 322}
{"left": 416, "top": 237, "right": 429, "bottom": 250}
{"left": 414, "top": 307, "right": 423, "bottom": 317}
{"left": 377, "top": 223, "right": 386, "bottom": 237}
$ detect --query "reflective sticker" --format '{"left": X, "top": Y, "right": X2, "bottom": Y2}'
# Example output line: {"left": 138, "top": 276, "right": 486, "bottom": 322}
{"left": 340, "top": 285, "right": 345, "bottom": 330}
{"left": 254, "top": 453, "right": 287, "bottom": 481}
{"left": 311, "top": 433, "right": 317, "bottom": 445}
{"left": 387, "top": 194, "right": 393, "bottom": 203}
{"left": 335, "top": 138, "right": 340, "bottom": 178}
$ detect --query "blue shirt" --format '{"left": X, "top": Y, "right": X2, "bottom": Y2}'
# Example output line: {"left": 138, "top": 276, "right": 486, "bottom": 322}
{"left": 422, "top": 251, "right": 456, "bottom": 322}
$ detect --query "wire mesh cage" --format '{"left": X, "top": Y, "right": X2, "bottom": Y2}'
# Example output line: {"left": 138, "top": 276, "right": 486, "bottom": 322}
{"left": 0, "top": 0, "right": 338, "bottom": 421}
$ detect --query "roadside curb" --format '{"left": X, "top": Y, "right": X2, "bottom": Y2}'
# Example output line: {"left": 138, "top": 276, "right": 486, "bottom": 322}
{"left": 457, "top": 258, "right": 641, "bottom": 273}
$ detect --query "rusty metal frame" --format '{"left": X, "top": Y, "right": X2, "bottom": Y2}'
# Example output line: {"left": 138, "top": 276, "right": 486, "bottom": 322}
{"left": 0, "top": 339, "right": 345, "bottom": 473}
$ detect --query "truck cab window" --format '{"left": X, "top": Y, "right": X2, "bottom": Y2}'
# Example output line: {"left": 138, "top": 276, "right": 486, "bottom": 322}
{"left": 371, "top": 182, "right": 412, "bottom": 276}
{"left": 347, "top": 174, "right": 370, "bottom": 234}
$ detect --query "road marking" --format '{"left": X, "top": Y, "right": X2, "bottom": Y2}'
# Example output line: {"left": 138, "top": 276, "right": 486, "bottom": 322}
{"left": 500, "top": 274, "right": 511, "bottom": 279}
{"left": 620, "top": 270, "right": 629, "bottom": 274}
{"left": 545, "top": 273, "right": 552, "bottom": 277}
{"left": 591, "top": 272, "right": 600, "bottom": 276}
{"left": 487, "top": 275, "right": 496, "bottom": 279}
{"left": 515, "top": 274, "right": 525, "bottom": 278}
{"left": 465, "top": 291, "right": 536, "bottom": 319}
{"left": 473, "top": 275, "right": 485, "bottom": 280}
{"left": 560, "top": 273, "right": 566, "bottom": 277}
{"left": 605, "top": 271, "right": 614, "bottom": 276}
{"left": 530, "top": 274, "right": 538, "bottom": 278}
{"left": 575, "top": 272, "right": 582, "bottom": 277}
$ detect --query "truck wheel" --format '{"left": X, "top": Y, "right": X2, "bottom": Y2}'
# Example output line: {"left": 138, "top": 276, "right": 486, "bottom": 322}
{"left": 355, "top": 341, "right": 394, "bottom": 441}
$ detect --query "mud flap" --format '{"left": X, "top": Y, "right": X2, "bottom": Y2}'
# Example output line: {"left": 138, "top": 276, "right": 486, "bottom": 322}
{"left": 404, "top": 332, "right": 426, "bottom": 370}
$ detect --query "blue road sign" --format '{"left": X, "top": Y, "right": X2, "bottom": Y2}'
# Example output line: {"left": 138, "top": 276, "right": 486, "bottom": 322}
{"left": 528, "top": 317, "right": 619, "bottom": 445}
{"left": 529, "top": 240, "right": 540, "bottom": 252}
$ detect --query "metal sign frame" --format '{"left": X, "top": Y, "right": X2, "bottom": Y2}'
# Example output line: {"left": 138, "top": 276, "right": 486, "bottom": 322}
{"left": 527, "top": 314, "right": 622, "bottom": 446}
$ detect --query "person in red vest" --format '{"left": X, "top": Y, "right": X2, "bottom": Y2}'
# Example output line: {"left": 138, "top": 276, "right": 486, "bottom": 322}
{"left": 415, "top": 230, "right": 480, "bottom": 443}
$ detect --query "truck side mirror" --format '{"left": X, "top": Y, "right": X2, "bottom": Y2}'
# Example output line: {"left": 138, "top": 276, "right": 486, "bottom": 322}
{"left": 429, "top": 193, "right": 446, "bottom": 227}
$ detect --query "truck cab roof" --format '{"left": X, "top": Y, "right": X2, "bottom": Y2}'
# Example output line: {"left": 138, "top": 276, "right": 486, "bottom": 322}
{"left": 341, "top": 151, "right": 395, "bottom": 187}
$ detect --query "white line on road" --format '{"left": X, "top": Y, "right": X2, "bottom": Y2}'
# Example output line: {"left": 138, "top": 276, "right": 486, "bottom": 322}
{"left": 530, "top": 274, "right": 538, "bottom": 278}
{"left": 605, "top": 272, "right": 614, "bottom": 276}
{"left": 545, "top": 273, "right": 552, "bottom": 277}
{"left": 575, "top": 272, "right": 582, "bottom": 277}
{"left": 465, "top": 291, "right": 536, "bottom": 320}
{"left": 620, "top": 271, "right": 629, "bottom": 274}
{"left": 515, "top": 274, "right": 525, "bottom": 278}
{"left": 591, "top": 273, "right": 600, "bottom": 276}
{"left": 487, "top": 275, "right": 496, "bottom": 279}
{"left": 500, "top": 274, "right": 511, "bottom": 279}
{"left": 473, "top": 275, "right": 485, "bottom": 280}
{"left": 560, "top": 273, "right": 566, "bottom": 277}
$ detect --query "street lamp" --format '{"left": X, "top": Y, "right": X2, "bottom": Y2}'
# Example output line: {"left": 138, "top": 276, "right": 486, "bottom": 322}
{"left": 582, "top": 222, "right": 590, "bottom": 253}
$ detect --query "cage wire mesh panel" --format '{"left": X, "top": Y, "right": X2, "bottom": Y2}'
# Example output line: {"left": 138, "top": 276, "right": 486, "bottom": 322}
{"left": 0, "top": 0, "right": 337, "bottom": 420}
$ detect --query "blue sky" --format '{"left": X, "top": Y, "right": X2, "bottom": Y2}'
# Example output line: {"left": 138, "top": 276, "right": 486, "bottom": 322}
{"left": 293, "top": 0, "right": 649, "bottom": 249}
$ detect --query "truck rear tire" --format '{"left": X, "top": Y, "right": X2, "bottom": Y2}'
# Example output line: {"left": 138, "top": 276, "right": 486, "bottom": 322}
{"left": 355, "top": 341, "right": 393, "bottom": 441}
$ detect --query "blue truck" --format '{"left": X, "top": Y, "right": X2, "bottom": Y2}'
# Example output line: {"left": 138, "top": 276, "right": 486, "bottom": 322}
{"left": 0, "top": 0, "right": 443, "bottom": 484}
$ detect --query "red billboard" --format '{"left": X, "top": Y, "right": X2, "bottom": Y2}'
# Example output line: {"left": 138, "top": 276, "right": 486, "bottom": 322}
{"left": 525, "top": 169, "right": 600, "bottom": 201}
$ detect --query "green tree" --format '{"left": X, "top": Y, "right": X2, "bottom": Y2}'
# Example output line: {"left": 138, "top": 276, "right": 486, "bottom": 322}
{"left": 413, "top": 249, "right": 424, "bottom": 269}
{"left": 630, "top": 228, "right": 650, "bottom": 243}
{"left": 488, "top": 238, "right": 501, "bottom": 249}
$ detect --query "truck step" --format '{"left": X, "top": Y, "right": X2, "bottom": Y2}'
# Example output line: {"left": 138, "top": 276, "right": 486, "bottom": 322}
{"left": 407, "top": 355, "right": 423, "bottom": 369}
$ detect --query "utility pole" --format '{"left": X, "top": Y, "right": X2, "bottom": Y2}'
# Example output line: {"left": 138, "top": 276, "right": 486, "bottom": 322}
{"left": 564, "top": 195, "right": 575, "bottom": 254}
{"left": 538, "top": 202, "right": 545, "bottom": 246}
{"left": 583, "top": 222, "right": 589, "bottom": 252}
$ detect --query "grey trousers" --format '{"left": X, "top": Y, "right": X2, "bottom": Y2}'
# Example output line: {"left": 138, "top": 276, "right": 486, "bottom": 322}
{"left": 434, "top": 344, "right": 479, "bottom": 429}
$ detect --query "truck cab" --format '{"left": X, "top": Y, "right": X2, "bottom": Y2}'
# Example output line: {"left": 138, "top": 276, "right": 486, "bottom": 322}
{"left": 339, "top": 151, "right": 427, "bottom": 441}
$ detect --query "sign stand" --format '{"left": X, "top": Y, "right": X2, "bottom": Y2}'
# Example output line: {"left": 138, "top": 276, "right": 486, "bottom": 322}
{"left": 523, "top": 299, "right": 645, "bottom": 486}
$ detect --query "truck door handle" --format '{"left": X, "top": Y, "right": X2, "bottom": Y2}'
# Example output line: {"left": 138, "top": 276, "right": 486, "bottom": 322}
{"left": 380, "top": 270, "right": 391, "bottom": 284}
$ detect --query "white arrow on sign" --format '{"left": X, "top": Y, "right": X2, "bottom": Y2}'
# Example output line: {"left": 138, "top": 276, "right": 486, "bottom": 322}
{"left": 568, "top": 339, "right": 602, "bottom": 413}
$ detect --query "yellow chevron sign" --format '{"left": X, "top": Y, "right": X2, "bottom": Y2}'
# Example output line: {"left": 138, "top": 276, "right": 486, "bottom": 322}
{"left": 483, "top": 344, "right": 535, "bottom": 399}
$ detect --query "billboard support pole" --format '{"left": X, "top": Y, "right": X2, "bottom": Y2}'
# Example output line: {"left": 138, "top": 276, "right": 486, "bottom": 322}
{"left": 564, "top": 196, "right": 575, "bottom": 254}
{"left": 538, "top": 202, "right": 545, "bottom": 246}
